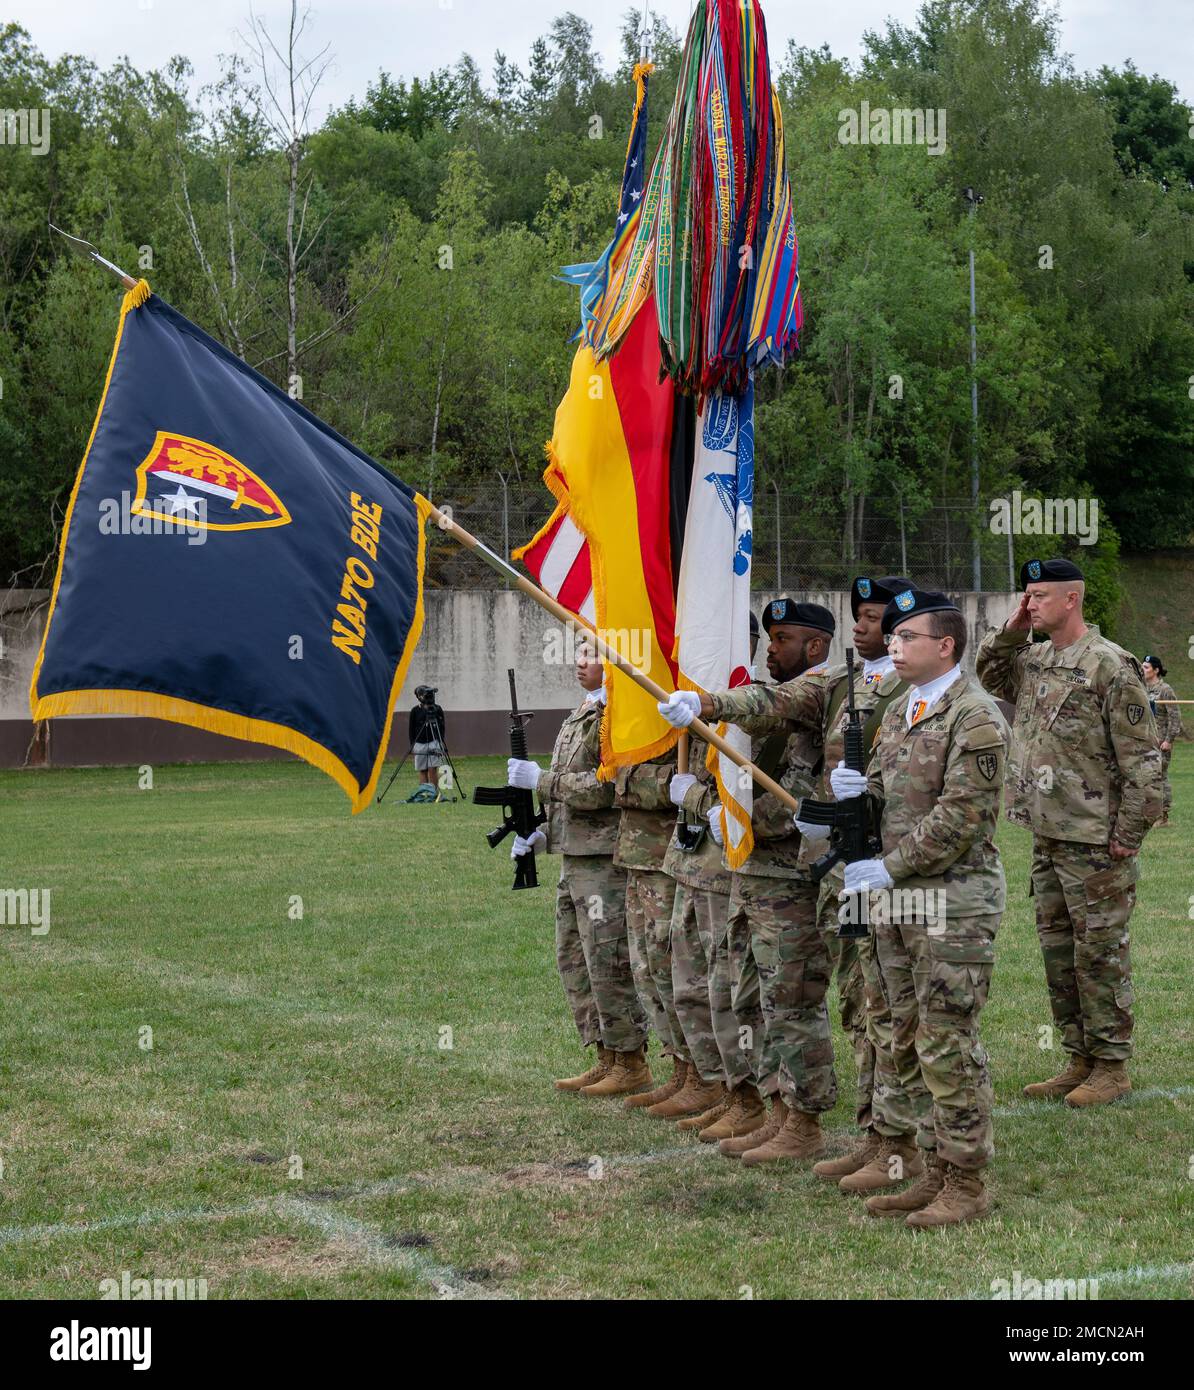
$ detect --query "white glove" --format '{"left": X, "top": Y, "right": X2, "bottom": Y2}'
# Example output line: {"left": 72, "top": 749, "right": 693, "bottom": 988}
{"left": 657, "top": 690, "right": 701, "bottom": 727}
{"left": 829, "top": 762, "right": 868, "bottom": 801}
{"left": 840, "top": 858, "right": 893, "bottom": 894}
{"left": 507, "top": 758, "right": 542, "bottom": 790}
{"left": 511, "top": 829, "right": 546, "bottom": 859}
{"left": 707, "top": 806, "right": 724, "bottom": 847}
{"left": 794, "top": 818, "right": 831, "bottom": 842}
{"left": 669, "top": 772, "right": 697, "bottom": 806}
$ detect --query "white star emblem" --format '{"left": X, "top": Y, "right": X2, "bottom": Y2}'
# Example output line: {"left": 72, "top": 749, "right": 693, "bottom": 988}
{"left": 631, "top": 188, "right": 642, "bottom": 201}
{"left": 161, "top": 485, "right": 201, "bottom": 517}
{"left": 617, "top": 211, "right": 628, "bottom": 225}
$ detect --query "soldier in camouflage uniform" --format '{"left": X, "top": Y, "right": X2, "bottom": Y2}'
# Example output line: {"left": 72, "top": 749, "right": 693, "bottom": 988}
{"left": 1143, "top": 654, "right": 1181, "bottom": 825}
{"left": 647, "top": 730, "right": 732, "bottom": 1125}
{"left": 795, "top": 576, "right": 911, "bottom": 1186}
{"left": 836, "top": 588, "right": 1008, "bottom": 1226}
{"left": 613, "top": 742, "right": 691, "bottom": 1112}
{"left": 507, "top": 639, "right": 650, "bottom": 1096}
{"left": 659, "top": 600, "right": 837, "bottom": 1165}
{"left": 977, "top": 558, "right": 1162, "bottom": 1107}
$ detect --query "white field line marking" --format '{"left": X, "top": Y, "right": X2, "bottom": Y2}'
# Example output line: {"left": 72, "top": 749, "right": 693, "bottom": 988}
{"left": 284, "top": 1199, "right": 504, "bottom": 1301}
{"left": 0, "top": 1144, "right": 715, "bottom": 1255}
{"left": 0, "top": 1201, "right": 265, "bottom": 1249}
{"left": 968, "top": 1260, "right": 1194, "bottom": 1299}
{"left": 995, "top": 1085, "right": 1194, "bottom": 1119}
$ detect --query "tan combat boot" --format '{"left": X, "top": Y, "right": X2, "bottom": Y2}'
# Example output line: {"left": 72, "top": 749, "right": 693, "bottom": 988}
{"left": 676, "top": 1091, "right": 732, "bottom": 1132}
{"left": 555, "top": 1046, "right": 613, "bottom": 1092}
{"left": 699, "top": 1084, "right": 767, "bottom": 1143}
{"left": 720, "top": 1096, "right": 787, "bottom": 1157}
{"left": 647, "top": 1074, "right": 724, "bottom": 1119}
{"left": 837, "top": 1135, "right": 924, "bottom": 1193}
{"left": 740, "top": 1108, "right": 825, "bottom": 1167}
{"left": 905, "top": 1162, "right": 990, "bottom": 1227}
{"left": 624, "top": 1056, "right": 687, "bottom": 1110}
{"left": 581, "top": 1046, "right": 653, "bottom": 1097}
{"left": 864, "top": 1152, "right": 944, "bottom": 1217}
{"left": 1064, "top": 1059, "right": 1130, "bottom": 1108}
{"left": 812, "top": 1129, "right": 883, "bottom": 1181}
{"left": 1022, "top": 1055, "right": 1092, "bottom": 1100}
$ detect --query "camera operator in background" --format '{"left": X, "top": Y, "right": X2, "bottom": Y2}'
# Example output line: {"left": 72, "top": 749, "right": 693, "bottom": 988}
{"left": 409, "top": 685, "right": 447, "bottom": 790}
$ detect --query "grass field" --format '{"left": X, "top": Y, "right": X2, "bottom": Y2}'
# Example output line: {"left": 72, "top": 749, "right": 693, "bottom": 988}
{"left": 1, "top": 750, "right": 1192, "bottom": 1301}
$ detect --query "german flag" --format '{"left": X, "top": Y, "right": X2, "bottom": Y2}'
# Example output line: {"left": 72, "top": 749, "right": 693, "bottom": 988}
{"left": 529, "top": 294, "right": 695, "bottom": 773}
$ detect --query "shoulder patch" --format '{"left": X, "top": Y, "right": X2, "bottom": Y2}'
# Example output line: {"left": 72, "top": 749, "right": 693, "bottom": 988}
{"left": 956, "top": 716, "right": 1006, "bottom": 753}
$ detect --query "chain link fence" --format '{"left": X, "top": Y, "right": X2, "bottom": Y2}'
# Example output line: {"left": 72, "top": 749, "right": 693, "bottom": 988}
{"left": 424, "top": 479, "right": 1021, "bottom": 592}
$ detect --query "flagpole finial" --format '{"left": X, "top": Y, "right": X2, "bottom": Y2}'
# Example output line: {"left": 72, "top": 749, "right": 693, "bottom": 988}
{"left": 48, "top": 223, "right": 138, "bottom": 290}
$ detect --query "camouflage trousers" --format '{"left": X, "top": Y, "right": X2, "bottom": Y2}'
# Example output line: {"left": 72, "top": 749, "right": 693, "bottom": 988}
{"left": 725, "top": 873, "right": 836, "bottom": 1114}
{"left": 1030, "top": 837, "right": 1136, "bottom": 1062}
{"left": 556, "top": 855, "right": 647, "bottom": 1053}
{"left": 872, "top": 911, "right": 998, "bottom": 1171}
{"left": 625, "top": 868, "right": 686, "bottom": 1058}
{"left": 670, "top": 882, "right": 729, "bottom": 1083}
{"left": 818, "top": 879, "right": 892, "bottom": 1132}
{"left": 711, "top": 896, "right": 765, "bottom": 1089}
{"left": 1161, "top": 747, "right": 1172, "bottom": 817}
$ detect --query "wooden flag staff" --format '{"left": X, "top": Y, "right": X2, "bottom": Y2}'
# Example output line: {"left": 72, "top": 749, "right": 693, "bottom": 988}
{"left": 425, "top": 501, "right": 798, "bottom": 811}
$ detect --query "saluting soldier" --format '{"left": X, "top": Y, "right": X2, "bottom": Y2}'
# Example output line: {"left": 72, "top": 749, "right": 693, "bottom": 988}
{"left": 507, "top": 638, "right": 650, "bottom": 1096}
{"left": 834, "top": 588, "right": 1008, "bottom": 1226}
{"left": 658, "top": 601, "right": 837, "bottom": 1166}
{"left": 976, "top": 558, "right": 1163, "bottom": 1107}
{"left": 1142, "top": 654, "right": 1181, "bottom": 825}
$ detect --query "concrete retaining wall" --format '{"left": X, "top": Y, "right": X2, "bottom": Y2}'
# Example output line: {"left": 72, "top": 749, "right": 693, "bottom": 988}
{"left": 0, "top": 587, "right": 1018, "bottom": 766}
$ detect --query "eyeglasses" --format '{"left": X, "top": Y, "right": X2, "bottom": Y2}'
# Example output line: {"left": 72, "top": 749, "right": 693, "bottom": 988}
{"left": 883, "top": 629, "right": 937, "bottom": 648}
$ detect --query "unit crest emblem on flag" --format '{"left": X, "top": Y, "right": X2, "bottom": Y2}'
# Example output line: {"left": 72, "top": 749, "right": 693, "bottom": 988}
{"left": 131, "top": 431, "right": 291, "bottom": 532}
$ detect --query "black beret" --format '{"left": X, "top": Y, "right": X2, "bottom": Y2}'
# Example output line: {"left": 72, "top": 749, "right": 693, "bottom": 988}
{"left": 763, "top": 598, "right": 835, "bottom": 636}
{"left": 851, "top": 574, "right": 914, "bottom": 617}
{"left": 1144, "top": 653, "right": 1166, "bottom": 674}
{"left": 880, "top": 587, "right": 961, "bottom": 637}
{"left": 1020, "top": 557, "right": 1084, "bottom": 589}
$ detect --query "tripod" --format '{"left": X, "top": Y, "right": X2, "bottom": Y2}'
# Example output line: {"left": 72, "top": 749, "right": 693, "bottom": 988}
{"left": 376, "top": 709, "right": 467, "bottom": 804}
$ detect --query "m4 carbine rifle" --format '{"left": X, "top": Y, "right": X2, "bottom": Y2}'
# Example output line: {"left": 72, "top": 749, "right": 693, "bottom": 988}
{"left": 795, "top": 647, "right": 883, "bottom": 939}
{"left": 473, "top": 669, "right": 546, "bottom": 890}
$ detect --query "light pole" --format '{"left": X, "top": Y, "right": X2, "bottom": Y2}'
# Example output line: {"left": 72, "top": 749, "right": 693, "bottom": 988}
{"left": 963, "top": 186, "right": 983, "bottom": 590}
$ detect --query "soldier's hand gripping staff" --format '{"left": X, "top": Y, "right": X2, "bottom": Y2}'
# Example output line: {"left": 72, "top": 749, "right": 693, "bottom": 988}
{"left": 657, "top": 601, "right": 839, "bottom": 1167}
{"left": 976, "top": 558, "right": 1163, "bottom": 1108}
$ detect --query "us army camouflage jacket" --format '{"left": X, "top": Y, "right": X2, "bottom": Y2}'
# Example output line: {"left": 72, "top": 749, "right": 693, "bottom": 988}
{"left": 866, "top": 673, "right": 1008, "bottom": 919}
{"left": 975, "top": 625, "right": 1162, "bottom": 850}
{"left": 663, "top": 733, "right": 732, "bottom": 894}
{"left": 612, "top": 746, "right": 680, "bottom": 872}
{"left": 706, "top": 677, "right": 824, "bottom": 879}
{"left": 1149, "top": 681, "right": 1183, "bottom": 744}
{"left": 538, "top": 698, "right": 618, "bottom": 857}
